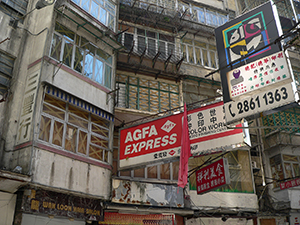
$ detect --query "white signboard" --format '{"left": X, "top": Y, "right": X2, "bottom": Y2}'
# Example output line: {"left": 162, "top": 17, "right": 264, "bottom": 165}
{"left": 188, "top": 102, "right": 245, "bottom": 155}
{"left": 227, "top": 51, "right": 292, "bottom": 100}
{"left": 224, "top": 82, "right": 296, "bottom": 123}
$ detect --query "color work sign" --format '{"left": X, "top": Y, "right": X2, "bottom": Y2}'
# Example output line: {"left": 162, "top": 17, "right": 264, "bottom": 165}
{"left": 188, "top": 102, "right": 245, "bottom": 155}
{"left": 196, "top": 158, "right": 230, "bottom": 194}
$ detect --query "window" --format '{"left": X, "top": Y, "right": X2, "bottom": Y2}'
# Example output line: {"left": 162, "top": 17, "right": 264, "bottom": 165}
{"left": 116, "top": 74, "right": 180, "bottom": 112}
{"left": 120, "top": 0, "right": 228, "bottom": 27}
{"left": 181, "top": 38, "right": 218, "bottom": 69}
{"left": 71, "top": 0, "right": 116, "bottom": 31}
{"left": 119, "top": 161, "right": 179, "bottom": 181}
{"left": 112, "top": 132, "right": 179, "bottom": 181}
{"left": 189, "top": 150, "right": 254, "bottom": 193}
{"left": 50, "top": 22, "right": 113, "bottom": 89}
{"left": 0, "top": 0, "right": 28, "bottom": 20}
{"left": 38, "top": 93, "right": 111, "bottom": 163}
{"left": 120, "top": 27, "right": 176, "bottom": 60}
{"left": 0, "top": 51, "right": 14, "bottom": 96}
{"left": 270, "top": 154, "right": 300, "bottom": 188}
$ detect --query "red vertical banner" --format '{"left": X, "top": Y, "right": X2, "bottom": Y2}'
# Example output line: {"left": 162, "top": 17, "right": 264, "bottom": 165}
{"left": 178, "top": 103, "right": 191, "bottom": 188}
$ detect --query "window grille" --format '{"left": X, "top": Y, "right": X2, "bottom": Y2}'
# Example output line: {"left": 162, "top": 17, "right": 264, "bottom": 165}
{"left": 116, "top": 74, "right": 180, "bottom": 113}
{"left": 181, "top": 38, "right": 218, "bottom": 69}
{"left": 0, "top": 0, "right": 28, "bottom": 19}
{"left": 0, "top": 51, "right": 14, "bottom": 95}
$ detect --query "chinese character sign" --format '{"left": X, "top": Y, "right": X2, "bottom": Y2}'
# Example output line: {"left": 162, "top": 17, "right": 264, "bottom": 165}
{"left": 188, "top": 102, "right": 244, "bottom": 155}
{"left": 16, "top": 70, "right": 39, "bottom": 145}
{"left": 280, "top": 178, "right": 300, "bottom": 190}
{"left": 227, "top": 51, "right": 292, "bottom": 100}
{"left": 196, "top": 158, "right": 230, "bottom": 194}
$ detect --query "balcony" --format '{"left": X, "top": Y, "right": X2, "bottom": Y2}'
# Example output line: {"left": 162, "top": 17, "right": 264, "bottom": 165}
{"left": 119, "top": 0, "right": 229, "bottom": 34}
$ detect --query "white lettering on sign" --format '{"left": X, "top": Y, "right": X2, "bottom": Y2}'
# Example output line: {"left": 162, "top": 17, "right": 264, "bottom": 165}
{"left": 125, "top": 125, "right": 158, "bottom": 143}
{"left": 124, "top": 133, "right": 177, "bottom": 155}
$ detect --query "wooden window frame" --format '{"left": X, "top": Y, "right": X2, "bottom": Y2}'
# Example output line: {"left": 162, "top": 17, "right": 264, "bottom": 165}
{"left": 38, "top": 94, "right": 111, "bottom": 164}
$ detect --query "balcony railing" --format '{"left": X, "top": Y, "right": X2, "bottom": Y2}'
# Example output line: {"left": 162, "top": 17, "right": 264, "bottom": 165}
{"left": 120, "top": 0, "right": 229, "bottom": 28}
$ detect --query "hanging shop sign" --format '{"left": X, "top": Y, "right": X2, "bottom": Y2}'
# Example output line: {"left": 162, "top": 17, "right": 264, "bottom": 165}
{"left": 188, "top": 102, "right": 245, "bottom": 155}
{"left": 119, "top": 113, "right": 183, "bottom": 169}
{"left": 215, "top": 0, "right": 282, "bottom": 72}
{"left": 224, "top": 82, "right": 296, "bottom": 123}
{"left": 196, "top": 158, "right": 230, "bottom": 195}
{"left": 214, "top": 1, "right": 297, "bottom": 124}
{"left": 280, "top": 178, "right": 300, "bottom": 190}
{"left": 22, "top": 189, "right": 104, "bottom": 221}
{"left": 227, "top": 51, "right": 292, "bottom": 101}
{"left": 119, "top": 102, "right": 249, "bottom": 169}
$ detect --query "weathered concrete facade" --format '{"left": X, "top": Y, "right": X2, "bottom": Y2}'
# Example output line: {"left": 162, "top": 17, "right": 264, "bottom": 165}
{"left": 0, "top": 0, "right": 118, "bottom": 222}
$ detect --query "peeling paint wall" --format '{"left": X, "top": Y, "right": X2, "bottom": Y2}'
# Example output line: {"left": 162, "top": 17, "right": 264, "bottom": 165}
{"left": 187, "top": 190, "right": 259, "bottom": 212}
{"left": 32, "top": 148, "right": 112, "bottom": 199}
{"left": 187, "top": 217, "right": 254, "bottom": 225}
{"left": 112, "top": 179, "right": 184, "bottom": 207}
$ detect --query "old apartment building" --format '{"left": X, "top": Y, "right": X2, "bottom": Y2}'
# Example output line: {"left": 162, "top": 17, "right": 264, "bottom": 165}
{"left": 2, "top": 0, "right": 298, "bottom": 224}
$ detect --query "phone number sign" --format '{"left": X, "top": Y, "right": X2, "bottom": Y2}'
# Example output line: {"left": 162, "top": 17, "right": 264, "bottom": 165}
{"left": 224, "top": 82, "right": 296, "bottom": 123}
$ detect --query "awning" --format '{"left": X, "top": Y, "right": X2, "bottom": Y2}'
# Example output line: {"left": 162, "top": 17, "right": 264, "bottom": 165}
{"left": 45, "top": 85, "right": 114, "bottom": 121}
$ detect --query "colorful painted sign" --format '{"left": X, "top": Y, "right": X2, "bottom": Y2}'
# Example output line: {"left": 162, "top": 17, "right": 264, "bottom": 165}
{"left": 280, "top": 178, "right": 300, "bottom": 190}
{"left": 23, "top": 189, "right": 104, "bottom": 221}
{"left": 215, "top": 1, "right": 283, "bottom": 104}
{"left": 227, "top": 51, "right": 292, "bottom": 100}
{"left": 188, "top": 102, "right": 245, "bottom": 155}
{"left": 119, "top": 113, "right": 183, "bottom": 169}
{"left": 196, "top": 158, "right": 230, "bottom": 194}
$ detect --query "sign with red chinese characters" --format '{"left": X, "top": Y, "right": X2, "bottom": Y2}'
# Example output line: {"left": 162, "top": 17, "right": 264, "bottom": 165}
{"left": 280, "top": 178, "right": 300, "bottom": 190}
{"left": 227, "top": 51, "right": 292, "bottom": 101}
{"left": 188, "top": 102, "right": 245, "bottom": 155}
{"left": 119, "top": 113, "right": 183, "bottom": 169}
{"left": 196, "top": 158, "right": 230, "bottom": 194}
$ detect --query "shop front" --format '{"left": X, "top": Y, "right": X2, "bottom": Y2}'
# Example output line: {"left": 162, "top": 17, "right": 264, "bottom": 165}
{"left": 15, "top": 189, "right": 104, "bottom": 225}
{"left": 99, "top": 212, "right": 184, "bottom": 225}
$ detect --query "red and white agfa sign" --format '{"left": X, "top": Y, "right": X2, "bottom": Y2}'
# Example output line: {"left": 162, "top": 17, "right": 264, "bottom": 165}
{"left": 196, "top": 158, "right": 230, "bottom": 195}
{"left": 119, "top": 113, "right": 183, "bottom": 169}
